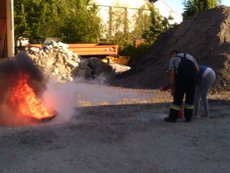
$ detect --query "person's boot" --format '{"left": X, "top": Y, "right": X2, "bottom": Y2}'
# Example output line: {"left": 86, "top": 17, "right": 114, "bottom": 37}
{"left": 184, "top": 108, "right": 193, "bottom": 122}
{"left": 164, "top": 108, "right": 178, "bottom": 122}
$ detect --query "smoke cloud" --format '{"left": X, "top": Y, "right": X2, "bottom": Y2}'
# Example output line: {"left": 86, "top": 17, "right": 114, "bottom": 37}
{"left": 41, "top": 80, "right": 77, "bottom": 124}
{"left": 0, "top": 53, "right": 46, "bottom": 126}
{"left": 74, "top": 79, "right": 151, "bottom": 106}
{"left": 41, "top": 76, "right": 153, "bottom": 125}
{"left": 0, "top": 53, "right": 153, "bottom": 126}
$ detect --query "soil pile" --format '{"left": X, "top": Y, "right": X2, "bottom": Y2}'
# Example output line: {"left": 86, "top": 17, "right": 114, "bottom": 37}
{"left": 111, "top": 6, "right": 230, "bottom": 93}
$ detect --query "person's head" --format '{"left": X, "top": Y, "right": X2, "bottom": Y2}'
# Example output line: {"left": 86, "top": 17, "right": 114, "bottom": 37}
{"left": 169, "top": 50, "right": 180, "bottom": 58}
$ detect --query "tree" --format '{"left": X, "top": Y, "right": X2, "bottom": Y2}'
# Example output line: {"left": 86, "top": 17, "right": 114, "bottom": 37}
{"left": 59, "top": 1, "right": 101, "bottom": 43}
{"left": 14, "top": 0, "right": 62, "bottom": 42}
{"left": 142, "top": 4, "right": 173, "bottom": 44}
{"left": 14, "top": 0, "right": 101, "bottom": 43}
{"left": 119, "top": 3, "right": 174, "bottom": 66}
{"left": 183, "top": 0, "right": 222, "bottom": 18}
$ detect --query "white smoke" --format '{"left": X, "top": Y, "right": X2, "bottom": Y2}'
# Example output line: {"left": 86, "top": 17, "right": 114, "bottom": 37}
{"left": 42, "top": 77, "right": 153, "bottom": 124}
{"left": 42, "top": 79, "right": 77, "bottom": 123}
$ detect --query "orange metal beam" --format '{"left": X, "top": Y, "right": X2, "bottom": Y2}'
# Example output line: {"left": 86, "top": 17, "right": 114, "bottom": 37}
{"left": 28, "top": 44, "right": 119, "bottom": 57}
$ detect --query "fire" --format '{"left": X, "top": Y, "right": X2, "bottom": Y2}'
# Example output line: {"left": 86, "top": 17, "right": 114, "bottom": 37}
{"left": 8, "top": 73, "right": 54, "bottom": 120}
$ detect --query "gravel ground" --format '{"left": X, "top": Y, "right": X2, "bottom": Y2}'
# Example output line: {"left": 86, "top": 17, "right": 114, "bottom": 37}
{"left": 0, "top": 88, "right": 229, "bottom": 173}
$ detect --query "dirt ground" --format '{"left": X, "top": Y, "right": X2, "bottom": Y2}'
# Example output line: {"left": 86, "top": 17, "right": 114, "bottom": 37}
{"left": 0, "top": 87, "right": 229, "bottom": 173}
{"left": 1, "top": 5, "right": 230, "bottom": 173}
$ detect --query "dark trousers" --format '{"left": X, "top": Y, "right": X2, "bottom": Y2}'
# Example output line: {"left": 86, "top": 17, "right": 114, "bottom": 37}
{"left": 169, "top": 78, "right": 195, "bottom": 121}
{"left": 173, "top": 78, "right": 195, "bottom": 107}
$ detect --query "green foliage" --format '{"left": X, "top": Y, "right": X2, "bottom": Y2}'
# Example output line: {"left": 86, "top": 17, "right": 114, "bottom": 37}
{"left": 116, "top": 3, "right": 174, "bottom": 66}
{"left": 133, "top": 7, "right": 152, "bottom": 41}
{"left": 59, "top": 3, "right": 101, "bottom": 43}
{"left": 14, "top": 0, "right": 101, "bottom": 43}
{"left": 143, "top": 4, "right": 173, "bottom": 44}
{"left": 15, "top": 0, "right": 60, "bottom": 42}
{"left": 183, "top": 0, "right": 221, "bottom": 18}
{"left": 102, "top": 3, "right": 174, "bottom": 66}
{"left": 120, "top": 42, "right": 152, "bottom": 66}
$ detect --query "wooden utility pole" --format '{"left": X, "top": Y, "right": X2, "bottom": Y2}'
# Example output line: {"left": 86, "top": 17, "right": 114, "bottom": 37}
{"left": 6, "top": 0, "right": 14, "bottom": 57}
{"left": 0, "top": 0, "right": 14, "bottom": 58}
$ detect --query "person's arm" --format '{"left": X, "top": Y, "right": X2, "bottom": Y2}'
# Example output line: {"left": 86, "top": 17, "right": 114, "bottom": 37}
{"left": 193, "top": 59, "right": 199, "bottom": 73}
{"left": 195, "top": 63, "right": 199, "bottom": 73}
{"left": 168, "top": 57, "right": 177, "bottom": 95}
{"left": 169, "top": 69, "right": 176, "bottom": 95}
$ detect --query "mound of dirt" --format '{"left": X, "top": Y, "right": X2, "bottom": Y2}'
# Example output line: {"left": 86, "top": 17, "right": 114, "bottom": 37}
{"left": 111, "top": 6, "right": 230, "bottom": 93}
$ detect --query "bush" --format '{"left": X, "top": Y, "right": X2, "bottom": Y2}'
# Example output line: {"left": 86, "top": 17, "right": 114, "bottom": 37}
{"left": 119, "top": 42, "right": 152, "bottom": 66}
{"left": 14, "top": 0, "right": 101, "bottom": 43}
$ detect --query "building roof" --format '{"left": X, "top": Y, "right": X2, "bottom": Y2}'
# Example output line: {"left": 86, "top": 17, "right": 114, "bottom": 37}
{"left": 153, "top": 0, "right": 183, "bottom": 24}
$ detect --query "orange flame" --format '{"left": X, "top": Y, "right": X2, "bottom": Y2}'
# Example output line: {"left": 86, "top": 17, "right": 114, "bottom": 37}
{"left": 8, "top": 73, "right": 53, "bottom": 120}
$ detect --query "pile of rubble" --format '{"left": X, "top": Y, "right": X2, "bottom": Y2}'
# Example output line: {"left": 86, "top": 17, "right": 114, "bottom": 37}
{"left": 28, "top": 41, "right": 80, "bottom": 82}
{"left": 27, "top": 41, "right": 115, "bottom": 82}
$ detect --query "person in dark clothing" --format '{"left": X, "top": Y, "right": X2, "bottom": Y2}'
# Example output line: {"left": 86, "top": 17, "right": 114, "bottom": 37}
{"left": 164, "top": 50, "right": 199, "bottom": 122}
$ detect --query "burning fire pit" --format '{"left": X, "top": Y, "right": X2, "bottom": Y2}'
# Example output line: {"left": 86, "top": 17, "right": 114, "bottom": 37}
{"left": 0, "top": 53, "right": 56, "bottom": 126}
{"left": 7, "top": 73, "right": 56, "bottom": 122}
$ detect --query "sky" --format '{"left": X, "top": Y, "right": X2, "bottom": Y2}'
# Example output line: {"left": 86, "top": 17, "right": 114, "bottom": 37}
{"left": 164, "top": 0, "right": 230, "bottom": 14}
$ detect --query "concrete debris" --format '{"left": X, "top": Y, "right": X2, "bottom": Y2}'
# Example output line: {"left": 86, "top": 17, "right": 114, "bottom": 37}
{"left": 27, "top": 40, "right": 118, "bottom": 83}
{"left": 28, "top": 40, "right": 79, "bottom": 82}
{"left": 74, "top": 57, "right": 115, "bottom": 80}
